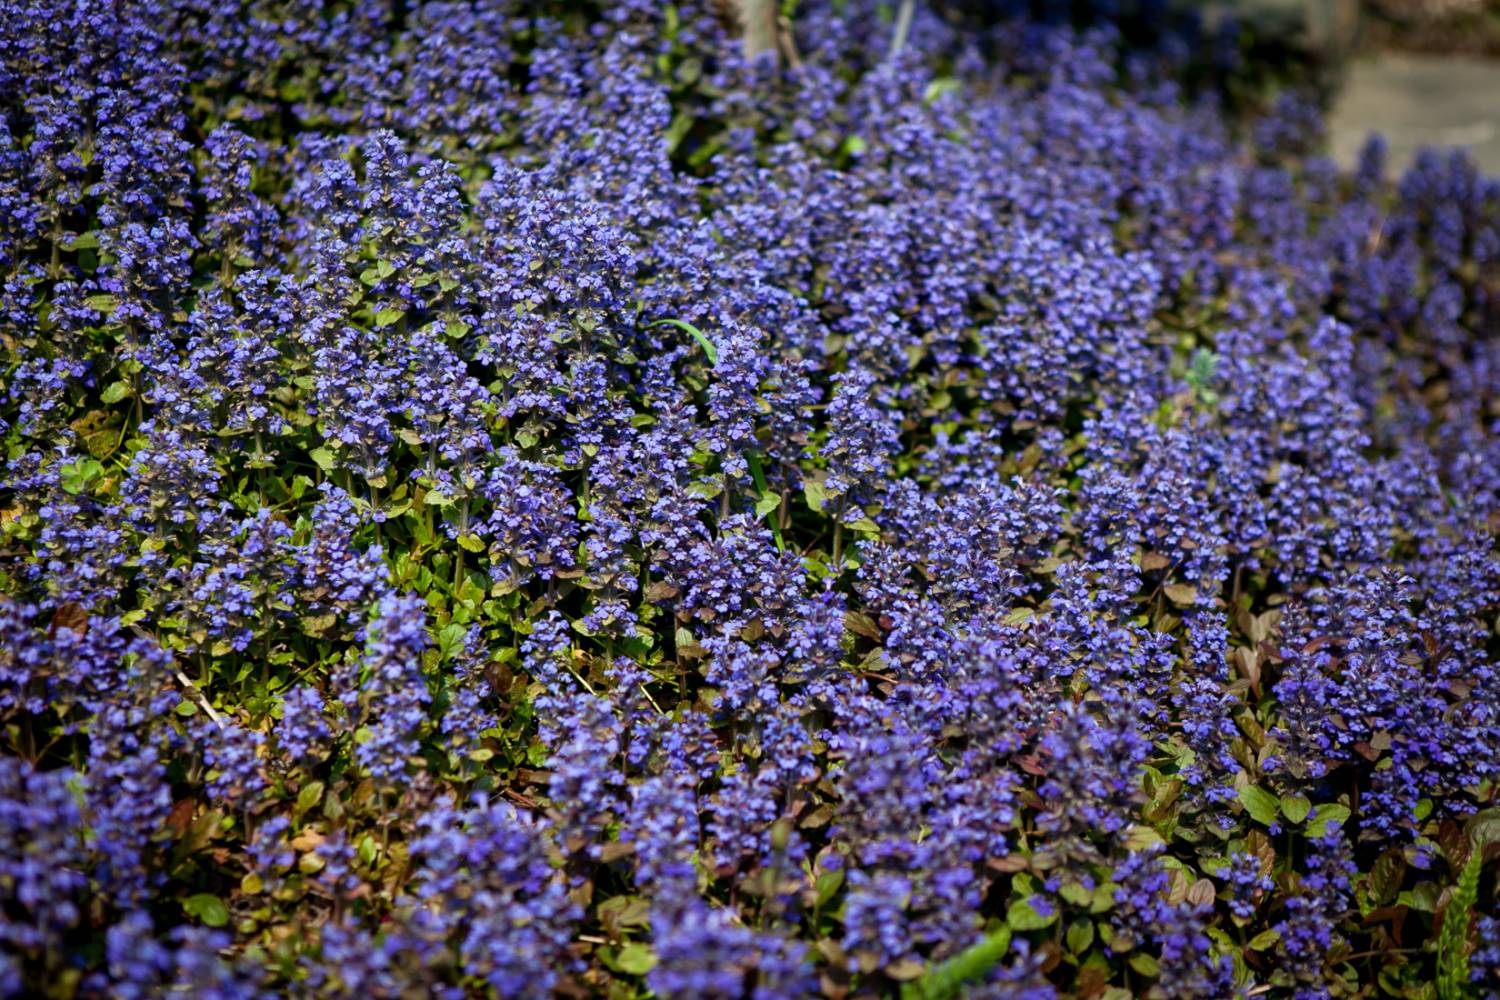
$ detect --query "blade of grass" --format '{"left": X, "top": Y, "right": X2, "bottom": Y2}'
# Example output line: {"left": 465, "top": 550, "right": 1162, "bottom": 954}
{"left": 650, "top": 317, "right": 783, "bottom": 550}
{"left": 647, "top": 317, "right": 717, "bottom": 366}
{"left": 745, "top": 451, "right": 784, "bottom": 553}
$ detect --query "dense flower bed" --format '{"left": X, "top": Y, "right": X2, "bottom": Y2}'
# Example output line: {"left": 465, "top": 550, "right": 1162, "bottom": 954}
{"left": 2, "top": 1, "right": 1499, "bottom": 996}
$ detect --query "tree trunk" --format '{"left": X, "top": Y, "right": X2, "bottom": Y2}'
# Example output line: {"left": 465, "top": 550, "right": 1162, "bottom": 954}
{"left": 888, "top": 0, "right": 915, "bottom": 63}
{"left": 734, "top": 0, "right": 780, "bottom": 63}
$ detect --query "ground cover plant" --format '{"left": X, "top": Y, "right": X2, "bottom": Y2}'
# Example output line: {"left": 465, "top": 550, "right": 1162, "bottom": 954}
{"left": 1, "top": 1, "right": 1499, "bottom": 996}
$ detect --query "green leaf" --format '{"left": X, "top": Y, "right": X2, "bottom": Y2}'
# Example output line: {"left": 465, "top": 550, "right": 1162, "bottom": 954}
{"left": 63, "top": 231, "right": 99, "bottom": 250}
{"left": 887, "top": 959, "right": 925, "bottom": 981}
{"left": 803, "top": 479, "right": 828, "bottom": 513}
{"left": 597, "top": 895, "right": 651, "bottom": 931}
{"left": 1280, "top": 793, "right": 1312, "bottom": 825}
{"left": 100, "top": 380, "right": 131, "bottom": 404}
{"left": 1466, "top": 807, "right": 1500, "bottom": 849}
{"left": 374, "top": 307, "right": 405, "bottom": 328}
{"left": 1002, "top": 607, "right": 1035, "bottom": 628}
{"left": 59, "top": 458, "right": 103, "bottom": 495}
{"left": 309, "top": 447, "right": 336, "bottom": 473}
{"left": 923, "top": 78, "right": 961, "bottom": 103}
{"left": 1058, "top": 882, "right": 1092, "bottom": 907}
{"left": 457, "top": 532, "right": 486, "bottom": 553}
{"left": 423, "top": 488, "right": 454, "bottom": 507}
{"left": 1123, "top": 824, "right": 1165, "bottom": 852}
{"left": 1246, "top": 928, "right": 1280, "bottom": 951}
{"left": 1090, "top": 881, "right": 1118, "bottom": 914}
{"left": 1066, "top": 918, "right": 1095, "bottom": 954}
{"left": 686, "top": 134, "right": 727, "bottom": 167}
{"left": 815, "top": 869, "right": 844, "bottom": 907}
{"left": 1367, "top": 850, "right": 1406, "bottom": 906}
{"left": 456, "top": 574, "right": 485, "bottom": 606}
{"left": 614, "top": 942, "right": 658, "bottom": 976}
{"left": 900, "top": 926, "right": 1010, "bottom": 1000}
{"left": 646, "top": 317, "right": 717, "bottom": 366}
{"left": 1163, "top": 583, "right": 1198, "bottom": 606}
{"left": 295, "top": 781, "right": 325, "bottom": 816}
{"left": 1305, "top": 804, "right": 1351, "bottom": 839}
{"left": 1238, "top": 785, "right": 1280, "bottom": 826}
{"left": 1398, "top": 882, "right": 1441, "bottom": 913}
{"left": 183, "top": 893, "right": 229, "bottom": 928}
{"left": 1006, "top": 895, "right": 1057, "bottom": 931}
{"left": 437, "top": 623, "right": 467, "bottom": 661}
{"left": 665, "top": 111, "right": 695, "bottom": 153}
{"left": 83, "top": 293, "right": 118, "bottom": 315}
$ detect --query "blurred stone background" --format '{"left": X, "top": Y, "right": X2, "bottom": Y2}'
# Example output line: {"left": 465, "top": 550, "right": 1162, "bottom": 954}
{"left": 1338, "top": 0, "right": 1500, "bottom": 173}
{"left": 1211, "top": 0, "right": 1500, "bottom": 172}
{"left": 1328, "top": 52, "right": 1500, "bottom": 174}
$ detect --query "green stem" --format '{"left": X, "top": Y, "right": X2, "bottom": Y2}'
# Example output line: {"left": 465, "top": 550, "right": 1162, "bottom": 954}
{"left": 745, "top": 451, "right": 784, "bottom": 552}
{"left": 255, "top": 430, "right": 267, "bottom": 506}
